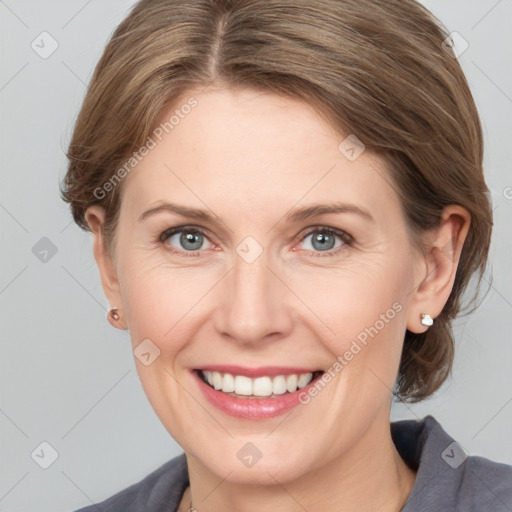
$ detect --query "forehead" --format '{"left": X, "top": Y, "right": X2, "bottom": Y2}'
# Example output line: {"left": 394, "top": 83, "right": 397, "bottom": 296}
{"left": 122, "top": 87, "right": 400, "bottom": 226}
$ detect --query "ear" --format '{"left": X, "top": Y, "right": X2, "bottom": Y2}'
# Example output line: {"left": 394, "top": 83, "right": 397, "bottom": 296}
{"left": 85, "top": 205, "right": 127, "bottom": 330}
{"left": 406, "top": 205, "right": 470, "bottom": 333}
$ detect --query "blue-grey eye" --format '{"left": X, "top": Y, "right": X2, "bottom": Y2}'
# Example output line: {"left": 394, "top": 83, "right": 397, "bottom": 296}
{"left": 301, "top": 230, "right": 343, "bottom": 252}
{"left": 165, "top": 229, "right": 212, "bottom": 251}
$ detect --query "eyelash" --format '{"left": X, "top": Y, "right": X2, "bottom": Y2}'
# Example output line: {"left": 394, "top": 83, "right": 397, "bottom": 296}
{"left": 157, "top": 225, "right": 354, "bottom": 258}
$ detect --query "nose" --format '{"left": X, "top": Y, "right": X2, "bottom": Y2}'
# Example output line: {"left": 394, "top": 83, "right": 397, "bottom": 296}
{"left": 212, "top": 251, "right": 294, "bottom": 347}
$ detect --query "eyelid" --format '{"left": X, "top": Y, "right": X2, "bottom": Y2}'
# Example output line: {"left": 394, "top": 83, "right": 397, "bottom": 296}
{"left": 296, "top": 225, "right": 354, "bottom": 244}
{"left": 159, "top": 225, "right": 216, "bottom": 257}
{"left": 292, "top": 225, "right": 354, "bottom": 257}
{"left": 159, "top": 225, "right": 213, "bottom": 244}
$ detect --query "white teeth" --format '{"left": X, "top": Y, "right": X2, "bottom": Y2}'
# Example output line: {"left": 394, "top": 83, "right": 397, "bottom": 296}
{"left": 272, "top": 375, "right": 287, "bottom": 395}
{"left": 212, "top": 371, "right": 222, "bottom": 390}
{"left": 222, "top": 373, "right": 235, "bottom": 392}
{"left": 286, "top": 374, "right": 298, "bottom": 393}
{"left": 297, "top": 372, "right": 313, "bottom": 389}
{"left": 234, "top": 375, "right": 253, "bottom": 395}
{"left": 253, "top": 376, "right": 273, "bottom": 396}
{"left": 201, "top": 370, "right": 316, "bottom": 396}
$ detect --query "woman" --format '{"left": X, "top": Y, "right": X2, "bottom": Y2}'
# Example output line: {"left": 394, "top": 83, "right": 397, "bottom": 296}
{"left": 61, "top": 0, "right": 512, "bottom": 510}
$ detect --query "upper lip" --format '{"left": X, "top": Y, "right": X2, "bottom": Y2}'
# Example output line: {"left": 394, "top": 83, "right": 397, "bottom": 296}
{"left": 194, "top": 365, "right": 322, "bottom": 378}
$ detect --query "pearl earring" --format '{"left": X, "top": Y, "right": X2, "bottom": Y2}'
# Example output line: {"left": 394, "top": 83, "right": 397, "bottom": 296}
{"left": 109, "top": 308, "right": 120, "bottom": 321}
{"left": 420, "top": 313, "right": 433, "bottom": 327}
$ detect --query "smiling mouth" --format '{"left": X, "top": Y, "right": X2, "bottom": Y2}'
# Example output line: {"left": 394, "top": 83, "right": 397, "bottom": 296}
{"left": 196, "top": 369, "right": 324, "bottom": 398}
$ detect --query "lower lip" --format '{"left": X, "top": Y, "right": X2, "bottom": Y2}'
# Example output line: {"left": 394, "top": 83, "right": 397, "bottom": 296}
{"left": 192, "top": 370, "right": 322, "bottom": 420}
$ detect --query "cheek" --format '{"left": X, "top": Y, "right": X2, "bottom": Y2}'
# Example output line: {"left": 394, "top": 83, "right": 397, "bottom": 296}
{"left": 288, "top": 256, "right": 410, "bottom": 346}
{"left": 118, "top": 256, "right": 218, "bottom": 349}
{"left": 285, "top": 255, "right": 412, "bottom": 412}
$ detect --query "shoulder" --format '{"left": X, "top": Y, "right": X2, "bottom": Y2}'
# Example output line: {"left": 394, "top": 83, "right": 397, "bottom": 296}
{"left": 393, "top": 415, "right": 512, "bottom": 512}
{"left": 72, "top": 453, "right": 188, "bottom": 512}
{"left": 460, "top": 453, "right": 512, "bottom": 510}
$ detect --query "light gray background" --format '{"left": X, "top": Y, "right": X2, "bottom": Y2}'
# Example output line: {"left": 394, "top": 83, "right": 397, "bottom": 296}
{"left": 0, "top": 1, "right": 511, "bottom": 511}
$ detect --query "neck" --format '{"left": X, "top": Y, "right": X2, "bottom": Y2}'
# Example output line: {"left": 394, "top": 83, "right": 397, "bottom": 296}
{"left": 180, "top": 412, "right": 416, "bottom": 512}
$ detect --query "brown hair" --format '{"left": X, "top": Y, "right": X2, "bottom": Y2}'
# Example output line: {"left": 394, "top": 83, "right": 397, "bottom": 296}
{"left": 61, "top": 0, "right": 492, "bottom": 402}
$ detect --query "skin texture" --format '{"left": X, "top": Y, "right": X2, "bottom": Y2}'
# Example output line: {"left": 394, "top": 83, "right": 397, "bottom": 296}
{"left": 86, "top": 86, "right": 470, "bottom": 512}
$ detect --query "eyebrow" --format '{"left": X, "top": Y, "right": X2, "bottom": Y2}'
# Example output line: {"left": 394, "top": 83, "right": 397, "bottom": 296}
{"left": 139, "top": 203, "right": 217, "bottom": 223}
{"left": 285, "top": 202, "right": 374, "bottom": 223}
{"left": 138, "top": 201, "right": 374, "bottom": 224}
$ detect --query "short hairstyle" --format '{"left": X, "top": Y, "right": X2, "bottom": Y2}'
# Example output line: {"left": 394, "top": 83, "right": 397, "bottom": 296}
{"left": 61, "top": 0, "right": 493, "bottom": 402}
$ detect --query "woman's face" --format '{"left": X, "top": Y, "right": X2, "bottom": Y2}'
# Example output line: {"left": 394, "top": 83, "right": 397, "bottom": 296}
{"left": 106, "top": 86, "right": 425, "bottom": 483}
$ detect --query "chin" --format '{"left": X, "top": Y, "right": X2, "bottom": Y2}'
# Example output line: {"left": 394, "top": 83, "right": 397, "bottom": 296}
{"left": 187, "top": 438, "right": 320, "bottom": 486}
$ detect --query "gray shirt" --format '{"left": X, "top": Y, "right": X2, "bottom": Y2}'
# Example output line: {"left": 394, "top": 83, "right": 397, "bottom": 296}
{"left": 74, "top": 416, "right": 512, "bottom": 511}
